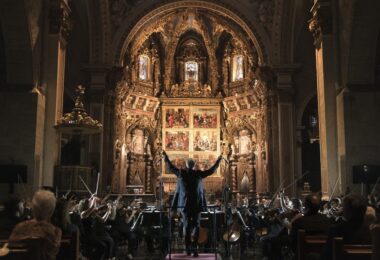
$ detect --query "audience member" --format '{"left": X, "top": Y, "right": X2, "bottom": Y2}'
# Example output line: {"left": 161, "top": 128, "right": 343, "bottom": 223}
{"left": 290, "top": 193, "right": 332, "bottom": 256}
{"left": 290, "top": 194, "right": 332, "bottom": 253}
{"left": 324, "top": 193, "right": 371, "bottom": 258}
{"left": 8, "top": 190, "right": 62, "bottom": 260}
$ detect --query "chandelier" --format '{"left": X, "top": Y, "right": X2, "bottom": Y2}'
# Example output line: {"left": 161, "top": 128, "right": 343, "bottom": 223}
{"left": 55, "top": 85, "right": 102, "bottom": 134}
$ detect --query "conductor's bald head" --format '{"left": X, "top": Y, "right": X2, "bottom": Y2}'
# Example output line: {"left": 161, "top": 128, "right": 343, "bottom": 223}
{"left": 186, "top": 159, "right": 195, "bottom": 169}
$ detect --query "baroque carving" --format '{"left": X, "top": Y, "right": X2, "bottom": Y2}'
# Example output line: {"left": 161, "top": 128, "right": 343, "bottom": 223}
{"left": 48, "top": 0, "right": 72, "bottom": 41}
{"left": 309, "top": 0, "right": 333, "bottom": 49}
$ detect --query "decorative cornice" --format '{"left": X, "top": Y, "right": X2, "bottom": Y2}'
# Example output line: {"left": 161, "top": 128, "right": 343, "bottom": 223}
{"left": 308, "top": 0, "right": 333, "bottom": 49}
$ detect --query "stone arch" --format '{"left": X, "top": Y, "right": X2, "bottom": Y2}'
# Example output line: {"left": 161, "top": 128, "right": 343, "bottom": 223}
{"left": 111, "top": 0, "right": 270, "bottom": 66}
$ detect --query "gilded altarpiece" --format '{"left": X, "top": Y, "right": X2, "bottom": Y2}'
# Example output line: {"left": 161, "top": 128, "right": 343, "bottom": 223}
{"left": 161, "top": 99, "right": 223, "bottom": 193}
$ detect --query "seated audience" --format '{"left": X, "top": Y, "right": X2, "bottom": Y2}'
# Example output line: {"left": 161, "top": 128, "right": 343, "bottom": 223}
{"left": 291, "top": 193, "right": 332, "bottom": 245}
{"left": 0, "top": 196, "right": 24, "bottom": 233}
{"left": 290, "top": 193, "right": 332, "bottom": 258}
{"left": 8, "top": 189, "right": 62, "bottom": 260}
{"left": 324, "top": 193, "right": 371, "bottom": 258}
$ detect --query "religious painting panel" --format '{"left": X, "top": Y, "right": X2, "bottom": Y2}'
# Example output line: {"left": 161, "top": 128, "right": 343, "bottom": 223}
{"left": 146, "top": 100, "right": 158, "bottom": 112}
{"left": 164, "top": 108, "right": 190, "bottom": 128}
{"left": 165, "top": 154, "right": 189, "bottom": 173}
{"left": 193, "top": 154, "right": 218, "bottom": 172}
{"left": 193, "top": 108, "right": 218, "bottom": 128}
{"left": 135, "top": 97, "right": 147, "bottom": 110}
{"left": 124, "top": 95, "right": 136, "bottom": 109}
{"left": 164, "top": 131, "right": 190, "bottom": 151}
{"left": 193, "top": 130, "right": 218, "bottom": 152}
{"left": 224, "top": 100, "right": 237, "bottom": 112}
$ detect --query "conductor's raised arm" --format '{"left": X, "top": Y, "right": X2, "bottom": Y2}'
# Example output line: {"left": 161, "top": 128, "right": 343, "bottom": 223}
{"left": 199, "top": 155, "right": 223, "bottom": 178}
{"left": 163, "top": 151, "right": 180, "bottom": 176}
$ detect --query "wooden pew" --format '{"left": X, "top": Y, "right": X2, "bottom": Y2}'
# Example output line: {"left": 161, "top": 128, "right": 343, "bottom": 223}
{"left": 297, "top": 229, "right": 328, "bottom": 260}
{"left": 333, "top": 237, "right": 372, "bottom": 260}
{"left": 0, "top": 237, "right": 44, "bottom": 260}
{"left": 0, "top": 230, "right": 79, "bottom": 260}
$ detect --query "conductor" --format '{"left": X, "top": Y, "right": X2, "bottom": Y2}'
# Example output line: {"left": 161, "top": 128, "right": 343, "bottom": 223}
{"left": 163, "top": 151, "right": 222, "bottom": 257}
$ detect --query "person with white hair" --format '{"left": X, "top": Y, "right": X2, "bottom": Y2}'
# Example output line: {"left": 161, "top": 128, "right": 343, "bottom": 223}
{"left": 163, "top": 151, "right": 222, "bottom": 257}
{"left": 8, "top": 189, "right": 61, "bottom": 260}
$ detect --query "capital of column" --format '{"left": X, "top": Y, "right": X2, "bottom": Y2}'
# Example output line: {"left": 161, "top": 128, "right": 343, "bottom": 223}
{"left": 308, "top": 0, "right": 333, "bottom": 49}
{"left": 273, "top": 64, "right": 301, "bottom": 99}
{"left": 49, "top": 0, "right": 72, "bottom": 44}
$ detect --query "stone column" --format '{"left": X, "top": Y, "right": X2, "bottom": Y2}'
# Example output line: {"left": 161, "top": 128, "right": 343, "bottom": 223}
{"left": 275, "top": 65, "right": 299, "bottom": 196}
{"left": 309, "top": 0, "right": 339, "bottom": 197}
{"left": 42, "top": 0, "right": 71, "bottom": 186}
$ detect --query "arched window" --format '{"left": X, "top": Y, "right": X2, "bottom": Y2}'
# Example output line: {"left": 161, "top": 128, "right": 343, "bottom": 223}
{"left": 232, "top": 55, "right": 244, "bottom": 81}
{"left": 185, "top": 61, "right": 198, "bottom": 81}
{"left": 138, "top": 55, "right": 150, "bottom": 81}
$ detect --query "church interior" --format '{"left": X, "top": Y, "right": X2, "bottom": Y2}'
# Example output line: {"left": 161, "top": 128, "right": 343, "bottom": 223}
{"left": 0, "top": 0, "right": 380, "bottom": 259}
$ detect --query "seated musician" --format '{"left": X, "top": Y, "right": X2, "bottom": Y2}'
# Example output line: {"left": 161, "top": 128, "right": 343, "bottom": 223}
{"left": 163, "top": 150, "right": 222, "bottom": 257}
{"left": 79, "top": 196, "right": 115, "bottom": 260}
{"left": 109, "top": 200, "right": 138, "bottom": 260}
{"left": 8, "top": 189, "right": 62, "bottom": 260}
{"left": 290, "top": 193, "right": 332, "bottom": 254}
{"left": 324, "top": 193, "right": 371, "bottom": 258}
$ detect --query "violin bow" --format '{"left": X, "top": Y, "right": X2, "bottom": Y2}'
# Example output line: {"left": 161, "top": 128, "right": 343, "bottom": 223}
{"left": 95, "top": 172, "right": 100, "bottom": 196}
{"left": 79, "top": 176, "right": 93, "bottom": 196}
{"left": 329, "top": 176, "right": 340, "bottom": 201}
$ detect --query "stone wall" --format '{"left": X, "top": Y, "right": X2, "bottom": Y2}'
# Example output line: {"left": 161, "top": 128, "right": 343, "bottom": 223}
{"left": 0, "top": 92, "right": 44, "bottom": 200}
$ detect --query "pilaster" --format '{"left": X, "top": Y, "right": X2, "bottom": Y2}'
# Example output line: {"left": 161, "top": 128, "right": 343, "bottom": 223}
{"left": 309, "top": 0, "right": 339, "bottom": 197}
{"left": 274, "top": 64, "right": 299, "bottom": 196}
{"left": 42, "top": 0, "right": 71, "bottom": 187}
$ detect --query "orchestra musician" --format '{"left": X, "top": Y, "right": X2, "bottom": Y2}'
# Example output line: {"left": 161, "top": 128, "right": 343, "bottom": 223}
{"left": 163, "top": 150, "right": 222, "bottom": 257}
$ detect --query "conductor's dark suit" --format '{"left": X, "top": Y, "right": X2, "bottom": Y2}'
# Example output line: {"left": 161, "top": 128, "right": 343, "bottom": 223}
{"left": 164, "top": 153, "right": 222, "bottom": 254}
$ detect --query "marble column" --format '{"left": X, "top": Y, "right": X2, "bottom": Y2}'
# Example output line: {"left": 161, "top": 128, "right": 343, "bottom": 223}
{"left": 309, "top": 0, "right": 339, "bottom": 197}
{"left": 41, "top": 0, "right": 71, "bottom": 186}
